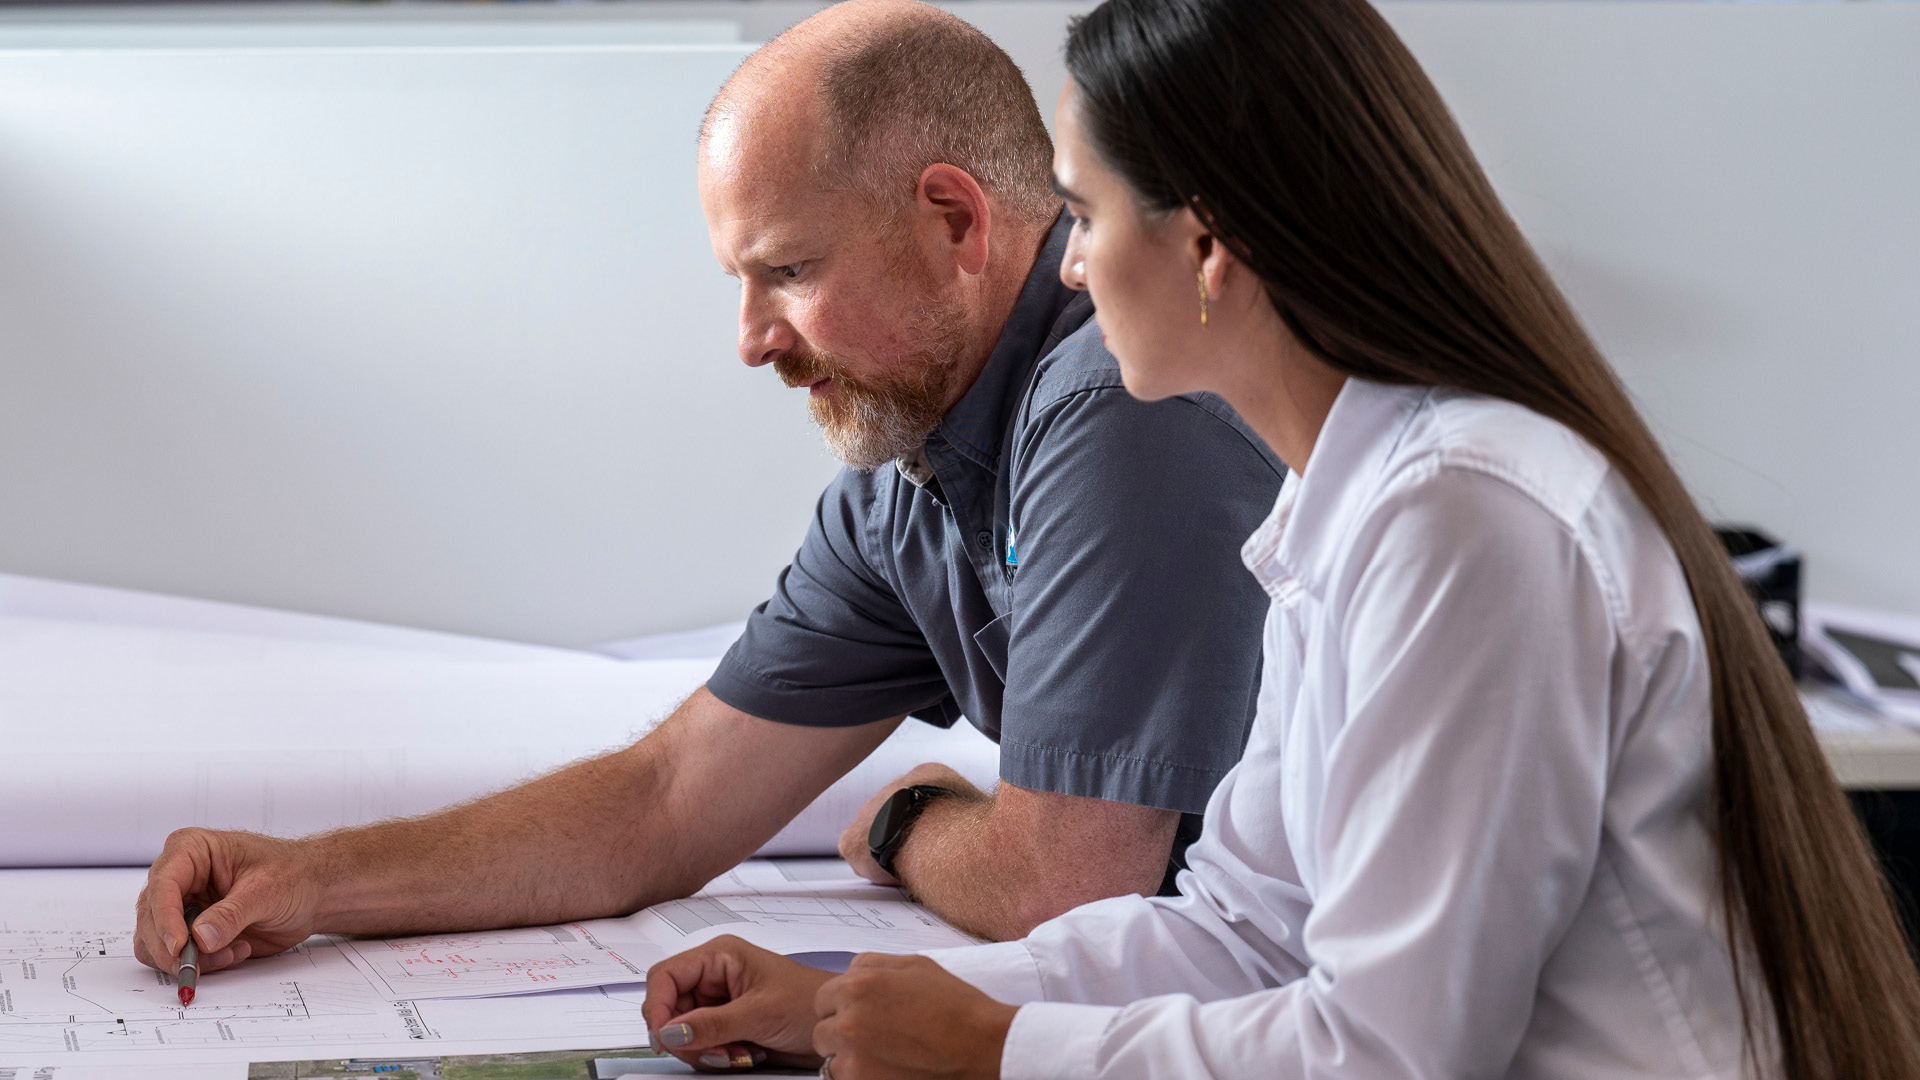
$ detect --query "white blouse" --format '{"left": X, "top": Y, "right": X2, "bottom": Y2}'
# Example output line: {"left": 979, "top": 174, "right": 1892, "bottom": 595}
{"left": 929, "top": 379, "right": 1752, "bottom": 1079}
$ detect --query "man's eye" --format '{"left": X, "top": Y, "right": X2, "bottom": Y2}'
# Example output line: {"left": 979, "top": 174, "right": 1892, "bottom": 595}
{"left": 776, "top": 262, "right": 806, "bottom": 280}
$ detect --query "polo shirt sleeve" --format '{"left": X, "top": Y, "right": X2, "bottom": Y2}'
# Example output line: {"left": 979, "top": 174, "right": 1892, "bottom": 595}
{"left": 704, "top": 468, "right": 953, "bottom": 727}
{"left": 999, "top": 370, "right": 1284, "bottom": 814}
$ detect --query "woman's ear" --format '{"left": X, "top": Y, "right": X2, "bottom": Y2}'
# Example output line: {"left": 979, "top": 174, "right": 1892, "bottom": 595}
{"left": 1202, "top": 236, "right": 1240, "bottom": 302}
{"left": 1178, "top": 207, "right": 1232, "bottom": 300}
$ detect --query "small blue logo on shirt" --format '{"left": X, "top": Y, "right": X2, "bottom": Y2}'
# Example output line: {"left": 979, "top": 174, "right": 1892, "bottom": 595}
{"left": 1005, "top": 527, "right": 1019, "bottom": 568}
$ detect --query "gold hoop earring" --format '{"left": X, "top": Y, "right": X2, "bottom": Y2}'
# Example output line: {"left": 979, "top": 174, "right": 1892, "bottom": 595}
{"left": 1196, "top": 270, "right": 1210, "bottom": 329}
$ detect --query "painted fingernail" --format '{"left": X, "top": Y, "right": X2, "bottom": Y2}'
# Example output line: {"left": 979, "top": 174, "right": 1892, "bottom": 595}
{"left": 732, "top": 1049, "right": 760, "bottom": 1068}
{"left": 698, "top": 1052, "right": 733, "bottom": 1069}
{"left": 659, "top": 1023, "right": 694, "bottom": 1048}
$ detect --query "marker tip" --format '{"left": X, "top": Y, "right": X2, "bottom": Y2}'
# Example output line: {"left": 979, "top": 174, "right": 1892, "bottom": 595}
{"left": 178, "top": 986, "right": 194, "bottom": 1006}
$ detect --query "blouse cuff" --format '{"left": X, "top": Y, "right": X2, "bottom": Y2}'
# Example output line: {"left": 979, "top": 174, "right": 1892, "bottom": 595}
{"left": 921, "top": 941, "right": 1047, "bottom": 1004}
{"left": 1001, "top": 1001, "right": 1117, "bottom": 1080}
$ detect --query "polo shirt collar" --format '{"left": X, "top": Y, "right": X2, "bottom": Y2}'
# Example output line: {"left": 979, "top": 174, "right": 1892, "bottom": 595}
{"left": 899, "top": 212, "right": 1077, "bottom": 482}
{"left": 1241, "top": 378, "right": 1433, "bottom": 606}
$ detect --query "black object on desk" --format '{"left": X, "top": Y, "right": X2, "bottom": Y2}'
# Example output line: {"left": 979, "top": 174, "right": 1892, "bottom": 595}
{"left": 1716, "top": 525, "right": 1802, "bottom": 679}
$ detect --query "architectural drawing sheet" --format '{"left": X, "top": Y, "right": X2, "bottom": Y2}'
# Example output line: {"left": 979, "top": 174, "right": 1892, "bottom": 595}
{"left": 337, "top": 923, "right": 654, "bottom": 1000}
{"left": 630, "top": 894, "right": 977, "bottom": 961}
{"left": 336, "top": 881, "right": 981, "bottom": 1001}
{"left": 0, "top": 864, "right": 978, "bottom": 1073}
{"left": 0, "top": 876, "right": 662, "bottom": 1070}
{"left": 0, "top": 928, "right": 661, "bottom": 1070}
{"left": 0, "top": 1066, "right": 233, "bottom": 1079}
{"left": 0, "top": 929, "right": 408, "bottom": 1059}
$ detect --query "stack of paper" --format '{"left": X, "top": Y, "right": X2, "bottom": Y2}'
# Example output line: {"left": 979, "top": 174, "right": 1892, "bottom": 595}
{"left": 1803, "top": 602, "right": 1920, "bottom": 729}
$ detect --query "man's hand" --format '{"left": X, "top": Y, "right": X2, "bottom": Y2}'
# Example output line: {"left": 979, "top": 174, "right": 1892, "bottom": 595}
{"left": 133, "top": 829, "right": 324, "bottom": 978}
{"left": 643, "top": 936, "right": 831, "bottom": 1071}
{"left": 814, "top": 953, "right": 1015, "bottom": 1080}
{"left": 838, "top": 763, "right": 978, "bottom": 885}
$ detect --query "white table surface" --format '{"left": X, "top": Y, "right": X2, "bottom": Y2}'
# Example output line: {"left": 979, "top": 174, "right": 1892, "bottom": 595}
{"left": 1807, "top": 687, "right": 1920, "bottom": 790}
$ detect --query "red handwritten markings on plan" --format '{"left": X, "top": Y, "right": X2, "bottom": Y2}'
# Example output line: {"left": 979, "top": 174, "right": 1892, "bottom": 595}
{"left": 395, "top": 948, "right": 588, "bottom": 984}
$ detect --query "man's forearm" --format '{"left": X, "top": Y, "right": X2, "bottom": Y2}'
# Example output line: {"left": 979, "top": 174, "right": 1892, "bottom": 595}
{"left": 297, "top": 688, "right": 895, "bottom": 937}
{"left": 303, "top": 739, "right": 703, "bottom": 937}
{"left": 891, "top": 781, "right": 1177, "bottom": 942}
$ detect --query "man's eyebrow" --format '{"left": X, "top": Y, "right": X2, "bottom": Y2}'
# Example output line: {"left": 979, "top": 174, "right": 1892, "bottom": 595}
{"left": 1050, "top": 174, "right": 1083, "bottom": 203}
{"left": 734, "top": 235, "right": 805, "bottom": 269}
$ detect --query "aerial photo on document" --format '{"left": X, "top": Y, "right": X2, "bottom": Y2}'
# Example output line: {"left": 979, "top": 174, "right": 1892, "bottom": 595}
{"left": 248, "top": 1048, "right": 663, "bottom": 1080}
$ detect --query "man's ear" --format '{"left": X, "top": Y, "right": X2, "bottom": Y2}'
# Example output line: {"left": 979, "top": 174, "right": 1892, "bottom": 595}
{"left": 917, "top": 164, "right": 993, "bottom": 276}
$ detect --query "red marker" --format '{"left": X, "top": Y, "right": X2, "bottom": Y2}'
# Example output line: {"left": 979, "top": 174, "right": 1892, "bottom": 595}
{"left": 177, "top": 903, "right": 201, "bottom": 1007}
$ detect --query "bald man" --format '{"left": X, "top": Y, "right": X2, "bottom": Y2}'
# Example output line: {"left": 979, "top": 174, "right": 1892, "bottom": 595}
{"left": 131, "top": 1, "right": 1283, "bottom": 973}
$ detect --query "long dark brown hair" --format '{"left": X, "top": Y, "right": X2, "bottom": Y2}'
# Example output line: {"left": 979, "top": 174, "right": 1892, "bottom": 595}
{"left": 1065, "top": 1, "right": 1920, "bottom": 1076}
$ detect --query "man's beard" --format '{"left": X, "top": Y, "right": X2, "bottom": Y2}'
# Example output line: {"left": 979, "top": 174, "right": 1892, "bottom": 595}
{"left": 775, "top": 301, "right": 968, "bottom": 472}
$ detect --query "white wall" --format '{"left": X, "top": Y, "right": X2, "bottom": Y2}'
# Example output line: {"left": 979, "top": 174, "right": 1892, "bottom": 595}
{"left": 0, "top": 3, "right": 744, "bottom": 48}
{"left": 1385, "top": 2, "right": 1920, "bottom": 615}
{"left": 0, "top": 2, "right": 1915, "bottom": 645}
{"left": 0, "top": 42, "right": 843, "bottom": 647}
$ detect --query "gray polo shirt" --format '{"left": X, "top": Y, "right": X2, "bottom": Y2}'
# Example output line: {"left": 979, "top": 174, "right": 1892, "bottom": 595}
{"left": 707, "top": 215, "right": 1285, "bottom": 815}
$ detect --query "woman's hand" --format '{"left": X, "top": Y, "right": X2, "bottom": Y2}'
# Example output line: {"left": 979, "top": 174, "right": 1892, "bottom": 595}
{"left": 643, "top": 935, "right": 833, "bottom": 1071}
{"left": 813, "top": 954, "right": 1016, "bottom": 1080}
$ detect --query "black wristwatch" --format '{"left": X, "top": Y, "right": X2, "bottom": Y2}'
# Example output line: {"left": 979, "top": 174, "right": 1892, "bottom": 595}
{"left": 867, "top": 784, "right": 954, "bottom": 880}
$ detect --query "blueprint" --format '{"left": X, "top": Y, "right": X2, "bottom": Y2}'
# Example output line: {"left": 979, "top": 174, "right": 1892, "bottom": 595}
{"left": 0, "top": 929, "right": 412, "bottom": 1057}
{"left": 0, "top": 864, "right": 972, "bottom": 1072}
{"left": 337, "top": 923, "right": 653, "bottom": 1000}
{"left": 0, "top": 928, "right": 656, "bottom": 1069}
{"left": 0, "top": 1066, "right": 234, "bottom": 1079}
{"left": 320, "top": 859, "right": 975, "bottom": 1003}
{"left": 331, "top": 890, "right": 980, "bottom": 1002}
{"left": 634, "top": 894, "right": 975, "bottom": 957}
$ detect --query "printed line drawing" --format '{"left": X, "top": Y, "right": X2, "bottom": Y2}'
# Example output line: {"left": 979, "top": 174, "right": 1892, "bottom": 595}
{"left": 0, "top": 930, "right": 407, "bottom": 1055}
{"left": 338, "top": 925, "right": 645, "bottom": 999}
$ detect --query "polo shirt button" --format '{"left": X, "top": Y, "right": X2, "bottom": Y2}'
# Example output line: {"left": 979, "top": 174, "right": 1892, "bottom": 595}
{"left": 976, "top": 531, "right": 993, "bottom": 550}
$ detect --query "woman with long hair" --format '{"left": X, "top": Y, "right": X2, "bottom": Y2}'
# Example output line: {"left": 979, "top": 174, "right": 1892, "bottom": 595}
{"left": 640, "top": 1, "right": 1920, "bottom": 1076}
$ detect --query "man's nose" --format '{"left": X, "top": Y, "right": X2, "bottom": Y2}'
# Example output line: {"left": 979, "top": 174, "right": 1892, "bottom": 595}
{"left": 738, "top": 289, "right": 793, "bottom": 368}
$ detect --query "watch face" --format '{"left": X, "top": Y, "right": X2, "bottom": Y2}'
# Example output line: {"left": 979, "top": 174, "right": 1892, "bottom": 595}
{"left": 868, "top": 785, "right": 953, "bottom": 878}
{"left": 870, "top": 786, "right": 917, "bottom": 852}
